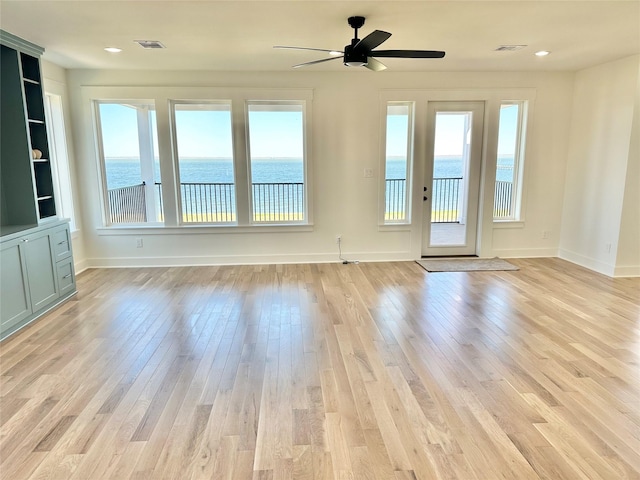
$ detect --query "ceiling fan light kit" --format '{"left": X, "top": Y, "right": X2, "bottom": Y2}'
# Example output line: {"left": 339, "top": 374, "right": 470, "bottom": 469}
{"left": 275, "top": 15, "right": 445, "bottom": 71}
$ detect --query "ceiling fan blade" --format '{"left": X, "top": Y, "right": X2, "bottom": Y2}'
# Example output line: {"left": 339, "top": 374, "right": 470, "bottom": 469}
{"left": 370, "top": 50, "right": 446, "bottom": 59}
{"left": 354, "top": 30, "right": 392, "bottom": 52}
{"left": 292, "top": 56, "right": 343, "bottom": 68}
{"left": 274, "top": 46, "right": 343, "bottom": 54}
{"left": 365, "top": 57, "right": 387, "bottom": 72}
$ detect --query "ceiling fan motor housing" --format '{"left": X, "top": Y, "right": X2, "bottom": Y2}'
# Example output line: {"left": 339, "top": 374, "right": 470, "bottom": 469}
{"left": 343, "top": 44, "right": 368, "bottom": 67}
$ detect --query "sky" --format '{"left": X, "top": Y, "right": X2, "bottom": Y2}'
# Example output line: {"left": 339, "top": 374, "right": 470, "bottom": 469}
{"left": 99, "top": 103, "right": 303, "bottom": 159}
{"left": 100, "top": 102, "right": 518, "bottom": 160}
{"left": 387, "top": 104, "right": 519, "bottom": 157}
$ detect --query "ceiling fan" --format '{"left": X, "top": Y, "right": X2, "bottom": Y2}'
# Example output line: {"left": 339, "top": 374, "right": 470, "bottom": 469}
{"left": 274, "top": 16, "right": 445, "bottom": 71}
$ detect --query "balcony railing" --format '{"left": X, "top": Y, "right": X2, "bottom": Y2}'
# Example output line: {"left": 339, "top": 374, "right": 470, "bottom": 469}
{"left": 107, "top": 182, "right": 147, "bottom": 223}
{"left": 385, "top": 179, "right": 406, "bottom": 221}
{"left": 110, "top": 178, "right": 513, "bottom": 225}
{"left": 252, "top": 182, "right": 304, "bottom": 222}
{"left": 494, "top": 180, "right": 513, "bottom": 218}
{"left": 179, "top": 182, "right": 236, "bottom": 223}
{"left": 152, "top": 182, "right": 304, "bottom": 223}
{"left": 431, "top": 177, "right": 462, "bottom": 223}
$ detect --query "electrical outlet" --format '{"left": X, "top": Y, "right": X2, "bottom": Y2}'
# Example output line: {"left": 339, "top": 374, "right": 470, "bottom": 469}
{"left": 542, "top": 230, "right": 550, "bottom": 239}
{"left": 363, "top": 168, "right": 374, "bottom": 178}
{"left": 136, "top": 238, "right": 143, "bottom": 248}
{"left": 335, "top": 234, "right": 342, "bottom": 244}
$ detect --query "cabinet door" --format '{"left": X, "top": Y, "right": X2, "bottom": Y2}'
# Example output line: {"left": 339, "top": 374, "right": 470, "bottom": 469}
{"left": 0, "top": 239, "right": 32, "bottom": 333}
{"left": 24, "top": 231, "right": 58, "bottom": 311}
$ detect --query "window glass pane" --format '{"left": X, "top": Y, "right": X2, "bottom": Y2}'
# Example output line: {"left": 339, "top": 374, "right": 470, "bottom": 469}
{"left": 173, "top": 103, "right": 236, "bottom": 223}
{"left": 247, "top": 103, "right": 305, "bottom": 223}
{"left": 97, "top": 102, "right": 163, "bottom": 224}
{"left": 494, "top": 103, "right": 523, "bottom": 219}
{"left": 385, "top": 103, "right": 411, "bottom": 223}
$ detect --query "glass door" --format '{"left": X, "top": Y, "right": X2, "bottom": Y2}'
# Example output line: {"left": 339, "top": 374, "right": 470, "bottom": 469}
{"left": 422, "top": 101, "right": 484, "bottom": 256}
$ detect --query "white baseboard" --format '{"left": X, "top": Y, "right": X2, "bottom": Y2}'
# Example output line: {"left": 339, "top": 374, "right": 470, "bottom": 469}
{"left": 74, "top": 258, "right": 90, "bottom": 274}
{"left": 613, "top": 264, "right": 640, "bottom": 277}
{"left": 558, "top": 249, "right": 616, "bottom": 277}
{"left": 86, "top": 250, "right": 415, "bottom": 268}
{"left": 492, "top": 247, "right": 558, "bottom": 258}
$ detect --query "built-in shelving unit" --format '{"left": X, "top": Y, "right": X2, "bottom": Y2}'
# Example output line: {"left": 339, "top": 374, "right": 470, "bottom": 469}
{"left": 0, "top": 30, "right": 56, "bottom": 233}
{"left": 1, "top": 31, "right": 75, "bottom": 340}
{"left": 20, "top": 49, "right": 57, "bottom": 221}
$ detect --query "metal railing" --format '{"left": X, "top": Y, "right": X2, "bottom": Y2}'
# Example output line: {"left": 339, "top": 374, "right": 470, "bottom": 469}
{"left": 112, "top": 178, "right": 513, "bottom": 225}
{"left": 107, "top": 182, "right": 147, "bottom": 223}
{"left": 431, "top": 177, "right": 462, "bottom": 223}
{"left": 385, "top": 179, "right": 407, "bottom": 221}
{"left": 152, "top": 182, "right": 305, "bottom": 223}
{"left": 180, "top": 182, "right": 236, "bottom": 222}
{"left": 252, "top": 182, "right": 304, "bottom": 222}
{"left": 494, "top": 180, "right": 513, "bottom": 218}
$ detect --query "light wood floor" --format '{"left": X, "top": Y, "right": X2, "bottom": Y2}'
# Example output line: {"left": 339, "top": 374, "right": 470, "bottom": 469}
{"left": 1, "top": 259, "right": 639, "bottom": 479}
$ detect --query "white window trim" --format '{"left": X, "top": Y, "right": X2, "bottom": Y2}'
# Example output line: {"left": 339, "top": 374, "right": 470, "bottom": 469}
{"left": 45, "top": 92, "right": 77, "bottom": 231}
{"left": 93, "top": 99, "right": 162, "bottom": 227}
{"left": 170, "top": 100, "right": 237, "bottom": 226}
{"left": 84, "top": 86, "right": 314, "bottom": 231}
{"left": 380, "top": 101, "right": 415, "bottom": 226}
{"left": 246, "top": 99, "right": 310, "bottom": 226}
{"left": 494, "top": 100, "right": 528, "bottom": 221}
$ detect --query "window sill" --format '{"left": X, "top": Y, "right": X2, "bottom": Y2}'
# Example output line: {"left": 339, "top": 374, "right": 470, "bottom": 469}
{"left": 493, "top": 220, "right": 524, "bottom": 229}
{"left": 378, "top": 223, "right": 412, "bottom": 232}
{"left": 96, "top": 223, "right": 314, "bottom": 235}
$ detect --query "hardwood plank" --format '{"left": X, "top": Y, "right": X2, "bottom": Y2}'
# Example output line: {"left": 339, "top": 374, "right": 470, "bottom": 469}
{"left": 0, "top": 259, "right": 636, "bottom": 479}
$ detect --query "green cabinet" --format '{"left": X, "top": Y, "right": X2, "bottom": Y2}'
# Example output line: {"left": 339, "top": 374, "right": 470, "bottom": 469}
{"left": 0, "top": 238, "right": 32, "bottom": 333}
{"left": 0, "top": 220, "right": 76, "bottom": 340}
{"left": 0, "top": 32, "right": 75, "bottom": 340}
{"left": 23, "top": 230, "right": 58, "bottom": 311}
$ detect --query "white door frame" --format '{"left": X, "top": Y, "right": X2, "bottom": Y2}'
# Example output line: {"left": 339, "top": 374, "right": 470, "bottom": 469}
{"left": 421, "top": 101, "right": 485, "bottom": 257}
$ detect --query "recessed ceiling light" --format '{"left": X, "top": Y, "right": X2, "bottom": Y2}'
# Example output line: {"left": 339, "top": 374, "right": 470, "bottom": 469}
{"left": 104, "top": 47, "right": 122, "bottom": 53}
{"left": 535, "top": 50, "right": 550, "bottom": 56}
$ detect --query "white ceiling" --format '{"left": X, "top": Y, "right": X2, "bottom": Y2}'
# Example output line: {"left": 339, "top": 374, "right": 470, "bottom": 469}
{"left": 1, "top": 1, "right": 639, "bottom": 72}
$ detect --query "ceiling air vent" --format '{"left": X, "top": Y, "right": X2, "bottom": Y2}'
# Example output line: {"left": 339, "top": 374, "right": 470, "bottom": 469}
{"left": 134, "top": 40, "right": 165, "bottom": 49}
{"left": 494, "top": 45, "right": 527, "bottom": 52}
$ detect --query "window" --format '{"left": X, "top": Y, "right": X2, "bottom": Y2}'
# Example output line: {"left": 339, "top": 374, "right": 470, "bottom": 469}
{"left": 383, "top": 102, "right": 413, "bottom": 223}
{"left": 173, "top": 102, "right": 235, "bottom": 223}
{"left": 494, "top": 101, "right": 527, "bottom": 220}
{"left": 92, "top": 89, "right": 312, "bottom": 229}
{"left": 247, "top": 102, "right": 306, "bottom": 223}
{"left": 95, "top": 101, "right": 163, "bottom": 224}
{"left": 45, "top": 93, "right": 76, "bottom": 230}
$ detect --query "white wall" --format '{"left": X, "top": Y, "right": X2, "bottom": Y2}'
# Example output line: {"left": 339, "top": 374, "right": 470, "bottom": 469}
{"left": 615, "top": 65, "right": 640, "bottom": 276}
{"left": 66, "top": 69, "right": 574, "bottom": 267}
{"left": 559, "top": 55, "right": 640, "bottom": 276}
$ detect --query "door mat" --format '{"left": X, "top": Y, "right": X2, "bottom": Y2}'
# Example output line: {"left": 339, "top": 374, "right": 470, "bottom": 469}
{"left": 416, "top": 257, "right": 519, "bottom": 272}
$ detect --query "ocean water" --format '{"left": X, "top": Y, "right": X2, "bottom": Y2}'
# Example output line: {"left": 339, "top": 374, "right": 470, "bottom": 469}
{"left": 105, "top": 156, "right": 515, "bottom": 190}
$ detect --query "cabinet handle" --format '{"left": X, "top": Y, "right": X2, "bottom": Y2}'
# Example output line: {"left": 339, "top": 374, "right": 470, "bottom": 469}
{"left": 22, "top": 238, "right": 28, "bottom": 243}
{"left": 63, "top": 274, "right": 72, "bottom": 279}
{"left": 58, "top": 241, "right": 67, "bottom": 245}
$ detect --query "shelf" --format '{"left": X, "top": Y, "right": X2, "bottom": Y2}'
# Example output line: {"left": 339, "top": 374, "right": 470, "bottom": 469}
{"left": 2, "top": 38, "right": 56, "bottom": 225}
